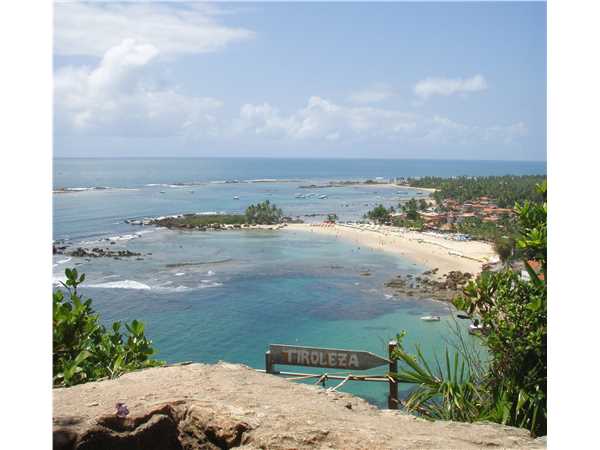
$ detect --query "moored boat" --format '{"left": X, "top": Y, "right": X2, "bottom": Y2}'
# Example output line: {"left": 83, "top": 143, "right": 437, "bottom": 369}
{"left": 420, "top": 315, "right": 441, "bottom": 322}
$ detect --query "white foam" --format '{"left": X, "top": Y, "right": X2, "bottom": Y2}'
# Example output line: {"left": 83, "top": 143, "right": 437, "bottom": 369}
{"left": 199, "top": 280, "right": 223, "bottom": 289}
{"left": 173, "top": 285, "right": 190, "bottom": 292}
{"left": 206, "top": 270, "right": 215, "bottom": 276}
{"left": 86, "top": 280, "right": 152, "bottom": 290}
{"left": 56, "top": 257, "right": 72, "bottom": 265}
{"left": 108, "top": 234, "right": 138, "bottom": 241}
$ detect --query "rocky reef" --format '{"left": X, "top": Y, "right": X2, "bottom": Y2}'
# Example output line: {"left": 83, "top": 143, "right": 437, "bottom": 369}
{"left": 385, "top": 270, "right": 473, "bottom": 302}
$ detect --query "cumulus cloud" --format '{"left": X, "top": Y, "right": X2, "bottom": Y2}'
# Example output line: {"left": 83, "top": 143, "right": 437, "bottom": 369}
{"left": 234, "top": 96, "right": 524, "bottom": 146}
{"left": 421, "top": 115, "right": 527, "bottom": 145}
{"left": 54, "top": 39, "right": 223, "bottom": 137}
{"left": 54, "top": 2, "right": 254, "bottom": 57}
{"left": 348, "top": 83, "right": 395, "bottom": 104}
{"left": 414, "top": 74, "right": 488, "bottom": 99}
{"left": 235, "top": 96, "right": 418, "bottom": 140}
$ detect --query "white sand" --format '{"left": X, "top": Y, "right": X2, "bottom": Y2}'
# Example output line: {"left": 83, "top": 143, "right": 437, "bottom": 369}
{"left": 284, "top": 223, "right": 496, "bottom": 278}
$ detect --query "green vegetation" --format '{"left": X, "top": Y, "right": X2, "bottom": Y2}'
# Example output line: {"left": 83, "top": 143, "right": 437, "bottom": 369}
{"left": 392, "top": 329, "right": 487, "bottom": 423}
{"left": 455, "top": 216, "right": 518, "bottom": 242}
{"left": 166, "top": 214, "right": 247, "bottom": 227}
{"left": 403, "top": 197, "right": 429, "bottom": 217}
{"left": 364, "top": 198, "right": 431, "bottom": 228}
{"left": 245, "top": 200, "right": 283, "bottom": 225}
{"left": 392, "top": 182, "right": 547, "bottom": 437}
{"left": 493, "top": 235, "right": 516, "bottom": 265}
{"left": 153, "top": 201, "right": 285, "bottom": 228}
{"left": 408, "top": 175, "right": 546, "bottom": 207}
{"left": 53, "top": 268, "right": 163, "bottom": 387}
{"left": 365, "top": 204, "right": 392, "bottom": 224}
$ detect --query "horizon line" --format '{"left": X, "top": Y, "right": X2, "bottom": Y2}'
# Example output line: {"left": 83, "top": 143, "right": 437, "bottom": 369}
{"left": 52, "top": 156, "right": 547, "bottom": 163}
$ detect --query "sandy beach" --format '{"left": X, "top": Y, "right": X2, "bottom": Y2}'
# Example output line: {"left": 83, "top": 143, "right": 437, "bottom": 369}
{"left": 284, "top": 223, "right": 496, "bottom": 278}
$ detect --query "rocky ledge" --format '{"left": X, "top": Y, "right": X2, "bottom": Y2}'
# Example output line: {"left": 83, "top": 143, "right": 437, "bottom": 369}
{"left": 385, "top": 270, "right": 473, "bottom": 302}
{"left": 53, "top": 362, "right": 543, "bottom": 450}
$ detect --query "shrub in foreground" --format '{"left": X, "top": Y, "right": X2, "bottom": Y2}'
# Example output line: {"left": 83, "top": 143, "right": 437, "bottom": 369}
{"left": 53, "top": 268, "right": 163, "bottom": 387}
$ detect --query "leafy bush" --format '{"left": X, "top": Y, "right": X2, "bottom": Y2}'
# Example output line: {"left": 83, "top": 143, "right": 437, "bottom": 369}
{"left": 53, "top": 268, "right": 163, "bottom": 387}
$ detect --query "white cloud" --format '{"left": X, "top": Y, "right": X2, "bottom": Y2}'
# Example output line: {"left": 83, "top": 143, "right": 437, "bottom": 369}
{"left": 54, "top": 2, "right": 254, "bottom": 57}
{"left": 421, "top": 115, "right": 527, "bottom": 145}
{"left": 234, "top": 96, "right": 524, "bottom": 146}
{"left": 348, "top": 83, "right": 395, "bottom": 104}
{"left": 235, "top": 96, "right": 418, "bottom": 141}
{"left": 414, "top": 74, "right": 488, "bottom": 99}
{"left": 55, "top": 39, "right": 223, "bottom": 137}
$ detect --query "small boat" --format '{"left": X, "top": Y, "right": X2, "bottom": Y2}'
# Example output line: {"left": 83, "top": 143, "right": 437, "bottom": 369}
{"left": 159, "top": 191, "right": 165, "bottom": 194}
{"left": 318, "top": 194, "right": 328, "bottom": 199}
{"left": 469, "top": 323, "right": 485, "bottom": 335}
{"left": 420, "top": 315, "right": 441, "bottom": 322}
{"left": 456, "top": 313, "right": 470, "bottom": 320}
{"left": 233, "top": 196, "right": 239, "bottom": 200}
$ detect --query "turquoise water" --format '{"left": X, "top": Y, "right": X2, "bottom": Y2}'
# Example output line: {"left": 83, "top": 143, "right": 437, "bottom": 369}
{"left": 53, "top": 158, "right": 544, "bottom": 406}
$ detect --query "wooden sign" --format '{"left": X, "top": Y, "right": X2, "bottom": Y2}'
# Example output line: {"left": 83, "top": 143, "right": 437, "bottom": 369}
{"left": 268, "top": 344, "right": 389, "bottom": 371}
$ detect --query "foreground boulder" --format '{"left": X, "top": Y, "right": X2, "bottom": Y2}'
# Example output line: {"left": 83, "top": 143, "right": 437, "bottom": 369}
{"left": 54, "top": 362, "right": 543, "bottom": 449}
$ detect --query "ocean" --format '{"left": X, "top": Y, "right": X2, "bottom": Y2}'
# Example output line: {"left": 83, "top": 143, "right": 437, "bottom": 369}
{"left": 53, "top": 157, "right": 545, "bottom": 406}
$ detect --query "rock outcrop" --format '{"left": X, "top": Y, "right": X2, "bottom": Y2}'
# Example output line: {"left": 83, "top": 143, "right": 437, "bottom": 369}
{"left": 53, "top": 362, "right": 543, "bottom": 449}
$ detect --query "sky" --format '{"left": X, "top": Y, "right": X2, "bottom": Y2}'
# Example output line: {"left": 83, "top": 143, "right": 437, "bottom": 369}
{"left": 53, "top": 1, "right": 546, "bottom": 160}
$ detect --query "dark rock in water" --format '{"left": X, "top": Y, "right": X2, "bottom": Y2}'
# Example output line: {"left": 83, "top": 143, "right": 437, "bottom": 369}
{"left": 385, "top": 270, "right": 473, "bottom": 303}
{"left": 67, "top": 247, "right": 141, "bottom": 259}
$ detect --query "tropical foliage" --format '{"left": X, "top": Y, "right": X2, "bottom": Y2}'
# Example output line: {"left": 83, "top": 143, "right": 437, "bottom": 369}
{"left": 159, "top": 214, "right": 247, "bottom": 227}
{"left": 391, "top": 182, "right": 547, "bottom": 437}
{"left": 402, "top": 198, "right": 420, "bottom": 220}
{"left": 455, "top": 216, "right": 518, "bottom": 242}
{"left": 408, "top": 175, "right": 546, "bottom": 208}
{"left": 365, "top": 204, "right": 392, "bottom": 224}
{"left": 245, "top": 200, "right": 283, "bottom": 225}
{"left": 391, "top": 329, "right": 489, "bottom": 423}
{"left": 53, "top": 268, "right": 163, "bottom": 387}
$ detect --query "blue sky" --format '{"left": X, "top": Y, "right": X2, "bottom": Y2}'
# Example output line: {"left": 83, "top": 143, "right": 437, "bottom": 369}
{"left": 54, "top": 1, "right": 546, "bottom": 160}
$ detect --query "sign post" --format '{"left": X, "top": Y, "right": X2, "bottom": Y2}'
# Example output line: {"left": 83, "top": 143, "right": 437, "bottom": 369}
{"left": 268, "top": 344, "right": 389, "bottom": 371}
{"left": 388, "top": 340, "right": 398, "bottom": 409}
{"left": 265, "top": 343, "right": 399, "bottom": 410}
